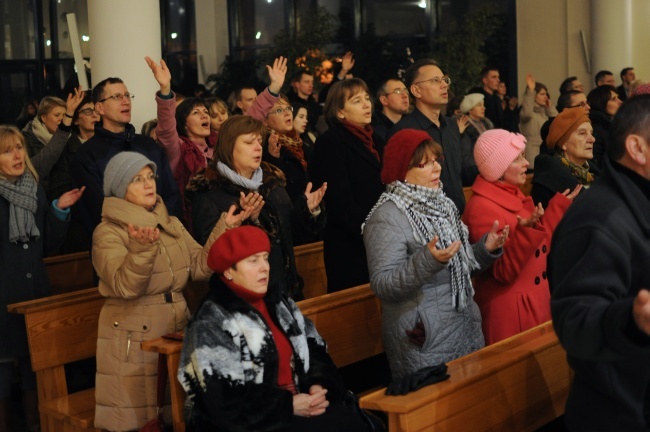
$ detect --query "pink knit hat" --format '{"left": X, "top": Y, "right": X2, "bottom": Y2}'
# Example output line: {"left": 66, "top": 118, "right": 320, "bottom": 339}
{"left": 474, "top": 129, "right": 527, "bottom": 182}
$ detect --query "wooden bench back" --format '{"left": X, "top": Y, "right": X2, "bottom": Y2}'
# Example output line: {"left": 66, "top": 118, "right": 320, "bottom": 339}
{"left": 44, "top": 251, "right": 94, "bottom": 295}
{"left": 294, "top": 241, "right": 327, "bottom": 299}
{"left": 360, "top": 321, "right": 570, "bottom": 432}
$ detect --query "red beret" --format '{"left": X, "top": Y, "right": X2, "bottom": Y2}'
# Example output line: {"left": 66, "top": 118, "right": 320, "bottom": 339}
{"left": 381, "top": 129, "right": 433, "bottom": 184}
{"left": 207, "top": 226, "right": 271, "bottom": 273}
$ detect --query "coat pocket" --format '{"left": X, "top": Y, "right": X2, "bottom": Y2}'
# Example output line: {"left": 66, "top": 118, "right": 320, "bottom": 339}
{"left": 110, "top": 313, "right": 152, "bottom": 363}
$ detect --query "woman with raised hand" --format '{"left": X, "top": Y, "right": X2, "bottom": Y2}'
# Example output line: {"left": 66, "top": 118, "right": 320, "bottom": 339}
{"left": 92, "top": 151, "right": 249, "bottom": 431}
{"left": 363, "top": 129, "right": 505, "bottom": 381}
{"left": 188, "top": 115, "right": 326, "bottom": 300}
{"left": 519, "top": 73, "right": 558, "bottom": 167}
{"left": 462, "top": 129, "right": 580, "bottom": 345}
{"left": 0, "top": 125, "right": 84, "bottom": 432}
{"left": 145, "top": 55, "right": 288, "bottom": 224}
{"left": 180, "top": 226, "right": 373, "bottom": 432}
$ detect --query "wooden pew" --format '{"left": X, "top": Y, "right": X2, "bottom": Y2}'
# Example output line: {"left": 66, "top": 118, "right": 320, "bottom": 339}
{"left": 8, "top": 288, "right": 104, "bottom": 432}
{"left": 359, "top": 321, "right": 570, "bottom": 432}
{"left": 294, "top": 240, "right": 327, "bottom": 299}
{"left": 141, "top": 283, "right": 383, "bottom": 432}
{"left": 44, "top": 251, "right": 94, "bottom": 295}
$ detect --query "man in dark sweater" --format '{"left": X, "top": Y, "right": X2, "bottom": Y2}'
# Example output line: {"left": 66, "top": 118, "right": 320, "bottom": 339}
{"left": 387, "top": 59, "right": 466, "bottom": 214}
{"left": 550, "top": 94, "right": 650, "bottom": 432}
{"left": 469, "top": 67, "right": 504, "bottom": 129}
{"left": 71, "top": 77, "right": 181, "bottom": 240}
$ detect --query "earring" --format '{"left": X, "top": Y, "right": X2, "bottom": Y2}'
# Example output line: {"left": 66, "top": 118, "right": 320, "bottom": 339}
{"left": 339, "top": 115, "right": 345, "bottom": 119}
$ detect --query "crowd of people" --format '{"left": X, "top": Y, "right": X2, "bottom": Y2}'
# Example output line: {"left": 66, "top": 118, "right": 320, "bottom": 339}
{"left": 1, "top": 53, "right": 649, "bottom": 432}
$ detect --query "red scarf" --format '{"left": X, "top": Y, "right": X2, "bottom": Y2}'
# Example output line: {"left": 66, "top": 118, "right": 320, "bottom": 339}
{"left": 222, "top": 276, "right": 296, "bottom": 393}
{"left": 340, "top": 120, "right": 380, "bottom": 162}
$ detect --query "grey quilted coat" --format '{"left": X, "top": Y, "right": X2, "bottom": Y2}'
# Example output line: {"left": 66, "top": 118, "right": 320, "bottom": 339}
{"left": 363, "top": 201, "right": 500, "bottom": 379}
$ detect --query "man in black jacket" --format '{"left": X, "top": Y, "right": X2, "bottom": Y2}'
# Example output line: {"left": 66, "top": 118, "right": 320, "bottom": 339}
{"left": 71, "top": 77, "right": 181, "bottom": 241}
{"left": 550, "top": 94, "right": 650, "bottom": 432}
{"left": 388, "top": 59, "right": 466, "bottom": 214}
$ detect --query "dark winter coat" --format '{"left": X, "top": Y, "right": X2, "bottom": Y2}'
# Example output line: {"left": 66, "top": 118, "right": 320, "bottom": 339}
{"left": 550, "top": 159, "right": 650, "bottom": 432}
{"left": 187, "top": 162, "right": 323, "bottom": 299}
{"left": 388, "top": 109, "right": 466, "bottom": 214}
{"left": 309, "top": 122, "right": 384, "bottom": 292}
{"left": 70, "top": 122, "right": 182, "bottom": 242}
{"left": 0, "top": 184, "right": 67, "bottom": 358}
{"left": 589, "top": 109, "right": 613, "bottom": 169}
{"left": 459, "top": 117, "right": 493, "bottom": 186}
{"left": 178, "top": 276, "right": 348, "bottom": 431}
{"left": 531, "top": 153, "right": 600, "bottom": 208}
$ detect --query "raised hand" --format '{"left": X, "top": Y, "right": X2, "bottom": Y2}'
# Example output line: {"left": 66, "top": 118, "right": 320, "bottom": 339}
{"left": 526, "top": 73, "right": 536, "bottom": 91}
{"left": 144, "top": 56, "right": 172, "bottom": 95}
{"left": 633, "top": 289, "right": 650, "bottom": 336}
{"left": 427, "top": 236, "right": 461, "bottom": 263}
{"left": 484, "top": 220, "right": 510, "bottom": 252}
{"left": 517, "top": 202, "right": 544, "bottom": 227}
{"left": 127, "top": 223, "right": 160, "bottom": 245}
{"left": 65, "top": 86, "right": 86, "bottom": 117}
{"left": 562, "top": 184, "right": 583, "bottom": 201}
{"left": 239, "top": 192, "right": 265, "bottom": 222}
{"left": 304, "top": 182, "right": 327, "bottom": 212}
{"left": 224, "top": 203, "right": 255, "bottom": 229}
{"left": 56, "top": 186, "right": 86, "bottom": 210}
{"left": 340, "top": 51, "right": 355, "bottom": 77}
{"left": 456, "top": 114, "right": 469, "bottom": 134}
{"left": 267, "top": 56, "right": 288, "bottom": 95}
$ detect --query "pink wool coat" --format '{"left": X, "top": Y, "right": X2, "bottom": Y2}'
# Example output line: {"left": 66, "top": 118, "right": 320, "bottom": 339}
{"left": 462, "top": 175, "right": 571, "bottom": 345}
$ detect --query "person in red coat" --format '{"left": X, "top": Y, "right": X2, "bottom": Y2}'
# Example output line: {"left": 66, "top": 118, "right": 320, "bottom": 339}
{"left": 462, "top": 129, "right": 581, "bottom": 344}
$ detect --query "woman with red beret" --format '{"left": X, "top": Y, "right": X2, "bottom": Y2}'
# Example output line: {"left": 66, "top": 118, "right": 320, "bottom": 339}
{"left": 179, "top": 226, "right": 374, "bottom": 431}
{"left": 362, "top": 129, "right": 506, "bottom": 381}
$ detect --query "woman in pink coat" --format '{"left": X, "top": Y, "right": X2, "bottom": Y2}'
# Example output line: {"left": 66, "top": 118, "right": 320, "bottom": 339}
{"left": 462, "top": 129, "right": 580, "bottom": 345}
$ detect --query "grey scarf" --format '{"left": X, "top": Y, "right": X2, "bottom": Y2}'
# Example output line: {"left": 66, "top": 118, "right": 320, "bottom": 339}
{"left": 0, "top": 172, "right": 40, "bottom": 243}
{"left": 216, "top": 161, "right": 263, "bottom": 191}
{"left": 364, "top": 181, "right": 479, "bottom": 310}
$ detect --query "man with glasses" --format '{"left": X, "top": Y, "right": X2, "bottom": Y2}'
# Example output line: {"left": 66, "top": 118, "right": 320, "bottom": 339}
{"left": 371, "top": 78, "right": 410, "bottom": 144}
{"left": 388, "top": 59, "right": 467, "bottom": 214}
{"left": 71, "top": 77, "right": 182, "bottom": 244}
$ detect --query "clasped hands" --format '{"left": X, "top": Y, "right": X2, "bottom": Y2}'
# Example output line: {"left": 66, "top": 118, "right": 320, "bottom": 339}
{"left": 293, "top": 385, "right": 329, "bottom": 417}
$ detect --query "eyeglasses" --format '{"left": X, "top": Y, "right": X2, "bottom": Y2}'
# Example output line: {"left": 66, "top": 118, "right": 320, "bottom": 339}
{"left": 412, "top": 155, "right": 445, "bottom": 169}
{"left": 570, "top": 101, "right": 589, "bottom": 108}
{"left": 98, "top": 92, "right": 135, "bottom": 103}
{"left": 385, "top": 87, "right": 409, "bottom": 96}
{"left": 78, "top": 108, "right": 96, "bottom": 116}
{"left": 130, "top": 173, "right": 158, "bottom": 185}
{"left": 511, "top": 153, "right": 527, "bottom": 164}
{"left": 268, "top": 106, "right": 293, "bottom": 116}
{"left": 414, "top": 76, "right": 451, "bottom": 86}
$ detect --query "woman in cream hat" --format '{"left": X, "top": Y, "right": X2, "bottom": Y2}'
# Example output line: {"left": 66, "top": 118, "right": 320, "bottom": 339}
{"left": 462, "top": 129, "right": 581, "bottom": 345}
{"left": 459, "top": 93, "right": 494, "bottom": 185}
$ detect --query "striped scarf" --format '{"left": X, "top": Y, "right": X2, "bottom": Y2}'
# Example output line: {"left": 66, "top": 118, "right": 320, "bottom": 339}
{"left": 0, "top": 171, "right": 40, "bottom": 243}
{"left": 364, "top": 181, "right": 478, "bottom": 310}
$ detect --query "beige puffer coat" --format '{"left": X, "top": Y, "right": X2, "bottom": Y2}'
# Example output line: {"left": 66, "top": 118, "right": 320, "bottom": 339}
{"left": 92, "top": 195, "right": 226, "bottom": 431}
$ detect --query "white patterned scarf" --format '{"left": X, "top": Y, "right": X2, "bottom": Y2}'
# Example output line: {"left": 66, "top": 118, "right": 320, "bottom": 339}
{"left": 364, "top": 181, "right": 479, "bottom": 310}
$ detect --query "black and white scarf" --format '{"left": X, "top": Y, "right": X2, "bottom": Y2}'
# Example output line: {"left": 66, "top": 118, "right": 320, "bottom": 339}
{"left": 364, "top": 181, "right": 479, "bottom": 310}
{"left": 0, "top": 171, "right": 40, "bottom": 243}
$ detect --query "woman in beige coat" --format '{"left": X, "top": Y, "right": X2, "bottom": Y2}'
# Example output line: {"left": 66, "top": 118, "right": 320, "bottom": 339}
{"left": 519, "top": 73, "right": 558, "bottom": 167}
{"left": 92, "top": 151, "right": 254, "bottom": 431}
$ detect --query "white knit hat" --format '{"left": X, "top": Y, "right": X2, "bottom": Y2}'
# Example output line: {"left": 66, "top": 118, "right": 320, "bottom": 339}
{"left": 474, "top": 129, "right": 526, "bottom": 182}
{"left": 103, "top": 152, "right": 157, "bottom": 198}
{"left": 459, "top": 93, "right": 484, "bottom": 113}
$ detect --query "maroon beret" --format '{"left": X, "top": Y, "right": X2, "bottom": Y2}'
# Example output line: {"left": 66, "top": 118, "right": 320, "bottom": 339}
{"left": 207, "top": 226, "right": 271, "bottom": 273}
{"left": 381, "top": 129, "right": 433, "bottom": 184}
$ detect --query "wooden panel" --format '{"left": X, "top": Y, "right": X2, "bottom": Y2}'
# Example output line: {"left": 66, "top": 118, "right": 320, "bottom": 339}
{"left": 359, "top": 322, "right": 570, "bottom": 432}
{"left": 44, "top": 251, "right": 94, "bottom": 295}
{"left": 294, "top": 241, "right": 327, "bottom": 299}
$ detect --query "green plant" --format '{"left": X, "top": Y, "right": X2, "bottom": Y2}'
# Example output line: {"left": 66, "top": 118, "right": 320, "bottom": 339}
{"left": 432, "top": 5, "right": 506, "bottom": 95}
{"left": 205, "top": 56, "right": 265, "bottom": 102}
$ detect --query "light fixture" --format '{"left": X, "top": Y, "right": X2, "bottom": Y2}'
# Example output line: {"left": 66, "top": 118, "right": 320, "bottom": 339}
{"left": 46, "top": 40, "right": 51, "bottom": 46}
{"left": 82, "top": 35, "right": 90, "bottom": 42}
{"left": 171, "top": 33, "right": 178, "bottom": 39}
{"left": 418, "top": 0, "right": 426, "bottom": 8}
{"left": 255, "top": 32, "right": 261, "bottom": 40}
